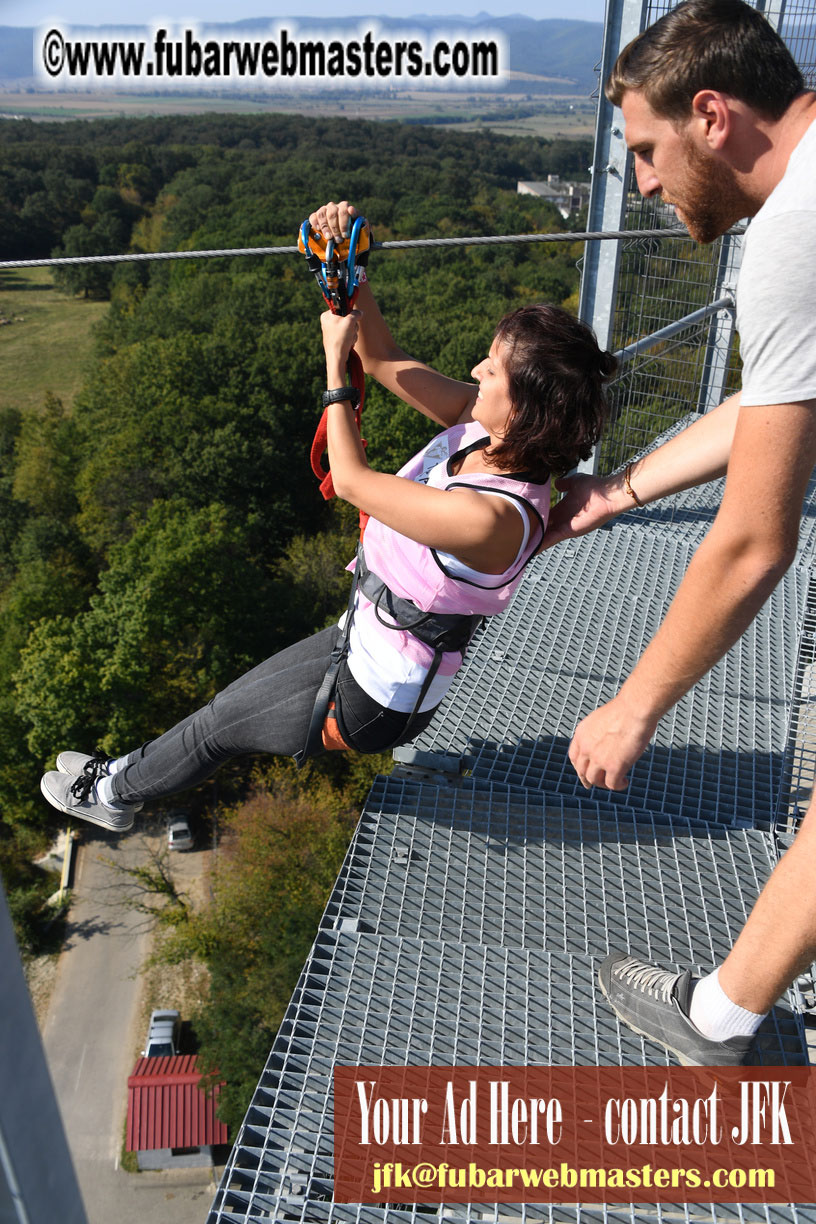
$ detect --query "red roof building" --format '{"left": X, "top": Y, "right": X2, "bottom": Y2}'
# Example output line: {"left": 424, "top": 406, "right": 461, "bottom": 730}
{"left": 127, "top": 1054, "right": 228, "bottom": 1167}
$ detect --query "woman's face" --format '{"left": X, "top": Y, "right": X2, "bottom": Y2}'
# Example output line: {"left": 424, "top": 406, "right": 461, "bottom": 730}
{"left": 471, "top": 338, "right": 513, "bottom": 439}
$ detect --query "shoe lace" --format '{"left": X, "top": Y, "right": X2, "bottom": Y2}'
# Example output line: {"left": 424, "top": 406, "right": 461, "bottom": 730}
{"left": 69, "top": 751, "right": 109, "bottom": 803}
{"left": 617, "top": 956, "right": 679, "bottom": 1004}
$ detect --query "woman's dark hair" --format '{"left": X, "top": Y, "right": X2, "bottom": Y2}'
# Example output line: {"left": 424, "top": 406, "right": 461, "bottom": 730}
{"left": 485, "top": 304, "right": 616, "bottom": 480}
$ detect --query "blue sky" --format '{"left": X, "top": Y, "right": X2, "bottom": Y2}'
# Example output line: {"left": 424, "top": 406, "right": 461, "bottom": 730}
{"left": 1, "top": 0, "right": 606, "bottom": 26}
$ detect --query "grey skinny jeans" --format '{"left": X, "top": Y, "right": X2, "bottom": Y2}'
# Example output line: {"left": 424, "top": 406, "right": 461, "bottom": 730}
{"left": 110, "top": 625, "right": 436, "bottom": 805}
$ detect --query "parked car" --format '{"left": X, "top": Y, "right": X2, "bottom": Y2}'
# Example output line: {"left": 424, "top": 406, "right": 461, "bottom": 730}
{"left": 142, "top": 1009, "right": 181, "bottom": 1058}
{"left": 166, "top": 815, "right": 194, "bottom": 851}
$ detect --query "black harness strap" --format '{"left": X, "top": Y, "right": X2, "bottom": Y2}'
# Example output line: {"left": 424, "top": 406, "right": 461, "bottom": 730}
{"left": 294, "top": 560, "right": 361, "bottom": 768}
{"left": 356, "top": 549, "right": 483, "bottom": 654}
{"left": 295, "top": 545, "right": 483, "bottom": 766}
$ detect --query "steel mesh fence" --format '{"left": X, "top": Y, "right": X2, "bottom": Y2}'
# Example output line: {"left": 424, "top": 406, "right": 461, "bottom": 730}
{"left": 779, "top": 2, "right": 816, "bottom": 85}
{"left": 592, "top": 0, "right": 806, "bottom": 476}
{"left": 598, "top": 154, "right": 741, "bottom": 473}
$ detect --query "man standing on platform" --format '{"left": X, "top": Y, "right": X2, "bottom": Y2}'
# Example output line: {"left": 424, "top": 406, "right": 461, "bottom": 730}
{"left": 544, "top": 0, "right": 816, "bottom": 1064}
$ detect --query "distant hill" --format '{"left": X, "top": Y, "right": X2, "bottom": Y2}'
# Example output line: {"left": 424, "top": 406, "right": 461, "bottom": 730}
{"left": 0, "top": 26, "right": 32, "bottom": 84}
{"left": 0, "top": 16, "right": 603, "bottom": 92}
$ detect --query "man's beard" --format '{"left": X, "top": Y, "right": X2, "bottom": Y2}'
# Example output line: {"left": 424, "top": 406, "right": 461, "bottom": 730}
{"left": 667, "top": 137, "right": 748, "bottom": 244}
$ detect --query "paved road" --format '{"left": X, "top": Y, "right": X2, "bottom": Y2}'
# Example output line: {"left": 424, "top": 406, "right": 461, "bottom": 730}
{"left": 42, "top": 827, "right": 217, "bottom": 1224}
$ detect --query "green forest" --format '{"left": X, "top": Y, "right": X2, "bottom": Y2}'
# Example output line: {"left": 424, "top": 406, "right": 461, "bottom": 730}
{"left": 0, "top": 112, "right": 590, "bottom": 1129}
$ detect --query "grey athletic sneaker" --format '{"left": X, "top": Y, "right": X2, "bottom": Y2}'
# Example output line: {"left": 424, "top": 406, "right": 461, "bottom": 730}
{"left": 56, "top": 749, "right": 111, "bottom": 776}
{"left": 40, "top": 770, "right": 140, "bottom": 833}
{"left": 598, "top": 953, "right": 755, "bottom": 1066}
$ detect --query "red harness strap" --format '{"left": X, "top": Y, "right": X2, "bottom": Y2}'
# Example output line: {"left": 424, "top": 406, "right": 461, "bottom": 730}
{"left": 309, "top": 346, "right": 366, "bottom": 499}
{"left": 310, "top": 289, "right": 369, "bottom": 536}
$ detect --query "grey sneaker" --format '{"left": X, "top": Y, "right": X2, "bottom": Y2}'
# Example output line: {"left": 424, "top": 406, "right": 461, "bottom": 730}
{"left": 598, "top": 953, "right": 755, "bottom": 1066}
{"left": 56, "top": 749, "right": 111, "bottom": 776}
{"left": 40, "top": 770, "right": 140, "bottom": 833}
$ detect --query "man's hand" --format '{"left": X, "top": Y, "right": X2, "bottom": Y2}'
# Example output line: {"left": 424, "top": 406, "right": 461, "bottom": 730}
{"left": 540, "top": 472, "right": 625, "bottom": 551}
{"left": 568, "top": 696, "right": 657, "bottom": 791}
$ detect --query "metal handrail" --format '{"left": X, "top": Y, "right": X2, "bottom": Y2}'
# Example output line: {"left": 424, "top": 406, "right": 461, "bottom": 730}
{"left": 614, "top": 294, "right": 736, "bottom": 367}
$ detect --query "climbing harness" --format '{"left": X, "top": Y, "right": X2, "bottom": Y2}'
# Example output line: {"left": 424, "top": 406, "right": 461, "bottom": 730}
{"left": 294, "top": 542, "right": 484, "bottom": 766}
{"left": 298, "top": 216, "right": 371, "bottom": 502}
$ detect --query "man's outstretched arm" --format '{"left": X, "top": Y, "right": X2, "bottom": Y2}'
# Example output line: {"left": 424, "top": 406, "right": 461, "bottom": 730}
{"left": 542, "top": 392, "right": 742, "bottom": 548}
{"left": 569, "top": 398, "right": 816, "bottom": 790}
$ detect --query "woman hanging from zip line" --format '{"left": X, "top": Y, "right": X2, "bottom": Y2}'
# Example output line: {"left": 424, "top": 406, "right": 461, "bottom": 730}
{"left": 39, "top": 200, "right": 616, "bottom": 834}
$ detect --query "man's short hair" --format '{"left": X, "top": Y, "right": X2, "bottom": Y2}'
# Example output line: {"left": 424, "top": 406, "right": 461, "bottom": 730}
{"left": 605, "top": 0, "right": 803, "bottom": 122}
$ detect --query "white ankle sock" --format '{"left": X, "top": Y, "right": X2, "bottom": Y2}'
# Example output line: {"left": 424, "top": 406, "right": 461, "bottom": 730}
{"left": 689, "top": 967, "right": 766, "bottom": 1041}
{"left": 96, "top": 774, "right": 132, "bottom": 811}
{"left": 108, "top": 754, "right": 130, "bottom": 775}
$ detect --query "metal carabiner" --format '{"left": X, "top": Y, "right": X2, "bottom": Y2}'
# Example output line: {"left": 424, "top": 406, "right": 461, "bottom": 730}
{"left": 345, "top": 215, "right": 367, "bottom": 299}
{"left": 298, "top": 215, "right": 371, "bottom": 315}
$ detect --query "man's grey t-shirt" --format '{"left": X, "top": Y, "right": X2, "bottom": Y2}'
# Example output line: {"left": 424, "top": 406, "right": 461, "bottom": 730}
{"left": 737, "top": 115, "right": 816, "bottom": 407}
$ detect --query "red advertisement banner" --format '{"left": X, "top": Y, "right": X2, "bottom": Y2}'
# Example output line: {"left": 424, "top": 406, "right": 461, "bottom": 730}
{"left": 334, "top": 1065, "right": 816, "bottom": 1204}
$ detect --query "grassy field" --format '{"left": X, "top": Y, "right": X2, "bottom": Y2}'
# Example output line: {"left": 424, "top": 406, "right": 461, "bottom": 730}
{"left": 0, "top": 267, "right": 108, "bottom": 416}
{"left": 0, "top": 87, "right": 597, "bottom": 138}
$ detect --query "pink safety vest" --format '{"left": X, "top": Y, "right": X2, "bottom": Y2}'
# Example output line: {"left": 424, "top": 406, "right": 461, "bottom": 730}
{"left": 352, "top": 419, "right": 551, "bottom": 675}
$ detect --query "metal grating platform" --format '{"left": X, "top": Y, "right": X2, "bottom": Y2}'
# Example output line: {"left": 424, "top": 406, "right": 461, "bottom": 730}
{"left": 400, "top": 528, "right": 807, "bottom": 827}
{"left": 209, "top": 1206, "right": 816, "bottom": 1224}
{"left": 207, "top": 410, "right": 816, "bottom": 1224}
{"left": 320, "top": 775, "right": 782, "bottom": 967}
{"left": 209, "top": 770, "right": 811, "bottom": 1223}
{"left": 207, "top": 930, "right": 808, "bottom": 1224}
{"left": 775, "top": 566, "right": 816, "bottom": 829}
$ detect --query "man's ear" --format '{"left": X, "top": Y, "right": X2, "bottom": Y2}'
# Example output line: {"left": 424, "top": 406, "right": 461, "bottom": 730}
{"left": 689, "top": 89, "right": 732, "bottom": 149}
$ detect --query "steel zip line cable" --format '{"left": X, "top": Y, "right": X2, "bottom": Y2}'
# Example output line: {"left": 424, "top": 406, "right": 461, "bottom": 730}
{"left": 0, "top": 225, "right": 746, "bottom": 271}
